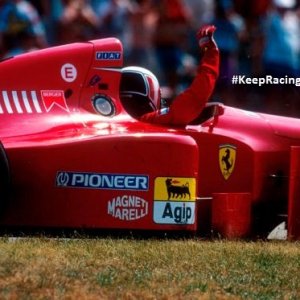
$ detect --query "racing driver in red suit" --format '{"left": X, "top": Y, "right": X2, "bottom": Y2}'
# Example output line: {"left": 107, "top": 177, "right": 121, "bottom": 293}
{"left": 120, "top": 25, "right": 219, "bottom": 126}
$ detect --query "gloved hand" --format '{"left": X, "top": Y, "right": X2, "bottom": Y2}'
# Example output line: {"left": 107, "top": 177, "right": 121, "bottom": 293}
{"left": 197, "top": 25, "right": 217, "bottom": 51}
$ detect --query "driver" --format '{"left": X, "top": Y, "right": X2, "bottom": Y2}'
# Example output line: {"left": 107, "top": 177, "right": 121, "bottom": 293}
{"left": 120, "top": 25, "right": 219, "bottom": 126}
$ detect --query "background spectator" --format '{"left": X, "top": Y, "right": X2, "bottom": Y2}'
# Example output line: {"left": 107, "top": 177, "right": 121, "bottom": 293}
{"left": 205, "top": 0, "right": 246, "bottom": 107}
{"left": 58, "top": 0, "right": 99, "bottom": 43}
{"left": 0, "top": 0, "right": 299, "bottom": 117}
{"left": 0, "top": 0, "right": 47, "bottom": 57}
{"left": 152, "top": 0, "right": 192, "bottom": 97}
{"left": 94, "top": 0, "right": 131, "bottom": 48}
{"left": 126, "top": 0, "right": 157, "bottom": 70}
{"left": 211, "top": 0, "right": 246, "bottom": 84}
{"left": 262, "top": 0, "right": 300, "bottom": 77}
{"left": 260, "top": 0, "right": 300, "bottom": 116}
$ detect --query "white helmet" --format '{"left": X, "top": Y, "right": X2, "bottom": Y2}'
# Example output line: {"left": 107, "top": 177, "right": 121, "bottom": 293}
{"left": 120, "top": 66, "right": 161, "bottom": 118}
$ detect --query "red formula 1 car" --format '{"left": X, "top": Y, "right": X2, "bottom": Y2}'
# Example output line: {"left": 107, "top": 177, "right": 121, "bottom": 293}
{"left": 1, "top": 38, "right": 300, "bottom": 239}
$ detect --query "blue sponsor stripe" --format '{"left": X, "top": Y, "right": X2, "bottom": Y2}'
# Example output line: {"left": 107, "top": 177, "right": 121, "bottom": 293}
{"left": 96, "top": 52, "right": 121, "bottom": 60}
{"left": 56, "top": 171, "right": 149, "bottom": 191}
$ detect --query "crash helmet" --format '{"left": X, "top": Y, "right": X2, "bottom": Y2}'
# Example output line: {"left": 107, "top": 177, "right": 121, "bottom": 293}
{"left": 120, "top": 66, "right": 161, "bottom": 118}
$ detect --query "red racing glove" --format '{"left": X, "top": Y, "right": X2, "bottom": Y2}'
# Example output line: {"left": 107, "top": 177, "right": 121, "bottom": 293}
{"left": 197, "top": 25, "right": 217, "bottom": 51}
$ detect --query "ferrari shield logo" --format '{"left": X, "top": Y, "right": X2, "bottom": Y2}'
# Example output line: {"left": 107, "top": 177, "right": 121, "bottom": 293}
{"left": 219, "top": 144, "right": 236, "bottom": 180}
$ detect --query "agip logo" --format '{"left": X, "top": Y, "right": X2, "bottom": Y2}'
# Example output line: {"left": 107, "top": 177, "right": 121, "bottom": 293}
{"left": 153, "top": 177, "right": 196, "bottom": 225}
{"left": 219, "top": 144, "right": 237, "bottom": 180}
{"left": 154, "top": 177, "right": 196, "bottom": 201}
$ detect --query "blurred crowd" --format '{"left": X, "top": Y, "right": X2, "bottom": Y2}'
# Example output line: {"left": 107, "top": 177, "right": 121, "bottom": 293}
{"left": 0, "top": 0, "right": 300, "bottom": 116}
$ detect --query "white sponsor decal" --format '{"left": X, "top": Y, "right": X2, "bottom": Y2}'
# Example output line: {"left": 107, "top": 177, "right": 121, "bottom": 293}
{"left": 153, "top": 201, "right": 195, "bottom": 225}
{"left": 107, "top": 195, "right": 148, "bottom": 221}
{"left": 41, "top": 90, "right": 69, "bottom": 112}
{"left": 61, "top": 63, "right": 77, "bottom": 82}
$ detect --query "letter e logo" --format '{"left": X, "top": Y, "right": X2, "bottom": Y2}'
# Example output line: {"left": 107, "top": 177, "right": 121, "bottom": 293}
{"left": 61, "top": 63, "right": 77, "bottom": 82}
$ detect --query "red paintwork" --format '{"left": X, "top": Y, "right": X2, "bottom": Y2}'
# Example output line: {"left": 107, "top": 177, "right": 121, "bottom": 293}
{"left": 288, "top": 147, "right": 300, "bottom": 240}
{"left": 1, "top": 38, "right": 300, "bottom": 237}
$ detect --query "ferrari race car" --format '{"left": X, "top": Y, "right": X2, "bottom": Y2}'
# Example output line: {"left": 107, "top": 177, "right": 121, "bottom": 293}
{"left": 1, "top": 38, "right": 300, "bottom": 239}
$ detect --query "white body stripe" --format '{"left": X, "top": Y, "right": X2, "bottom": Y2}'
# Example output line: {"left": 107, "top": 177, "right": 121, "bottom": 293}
{"left": 2, "top": 91, "right": 13, "bottom": 114}
{"left": 22, "top": 91, "right": 33, "bottom": 113}
{"left": 31, "top": 91, "right": 42, "bottom": 113}
{"left": 0, "top": 90, "right": 44, "bottom": 114}
{"left": 12, "top": 91, "right": 23, "bottom": 113}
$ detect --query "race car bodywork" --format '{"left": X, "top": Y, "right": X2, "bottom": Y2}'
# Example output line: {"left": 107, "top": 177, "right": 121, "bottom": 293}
{"left": 1, "top": 38, "right": 300, "bottom": 239}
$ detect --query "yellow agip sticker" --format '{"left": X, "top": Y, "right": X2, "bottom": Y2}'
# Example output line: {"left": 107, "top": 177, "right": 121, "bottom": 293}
{"left": 154, "top": 177, "right": 196, "bottom": 202}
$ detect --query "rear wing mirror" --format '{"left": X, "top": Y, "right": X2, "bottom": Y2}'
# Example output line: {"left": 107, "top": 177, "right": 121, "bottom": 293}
{"left": 210, "top": 102, "right": 225, "bottom": 117}
{"left": 189, "top": 102, "right": 224, "bottom": 125}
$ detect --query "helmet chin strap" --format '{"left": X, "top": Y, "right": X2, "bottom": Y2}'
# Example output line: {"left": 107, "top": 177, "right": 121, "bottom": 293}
{"left": 148, "top": 100, "right": 156, "bottom": 112}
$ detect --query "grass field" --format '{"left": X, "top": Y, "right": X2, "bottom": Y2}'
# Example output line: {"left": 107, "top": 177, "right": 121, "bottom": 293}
{"left": 0, "top": 236, "right": 299, "bottom": 299}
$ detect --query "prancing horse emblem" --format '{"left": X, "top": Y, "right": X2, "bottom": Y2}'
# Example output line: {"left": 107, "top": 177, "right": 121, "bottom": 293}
{"left": 219, "top": 144, "right": 237, "bottom": 180}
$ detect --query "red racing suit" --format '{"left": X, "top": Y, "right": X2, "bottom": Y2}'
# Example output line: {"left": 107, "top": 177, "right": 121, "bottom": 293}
{"left": 140, "top": 46, "right": 219, "bottom": 126}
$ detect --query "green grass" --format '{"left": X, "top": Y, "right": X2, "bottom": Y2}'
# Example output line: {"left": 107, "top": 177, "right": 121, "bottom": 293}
{"left": 0, "top": 237, "right": 299, "bottom": 299}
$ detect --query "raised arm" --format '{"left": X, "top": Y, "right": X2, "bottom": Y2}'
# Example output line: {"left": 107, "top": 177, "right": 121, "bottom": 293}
{"left": 140, "top": 25, "right": 219, "bottom": 125}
